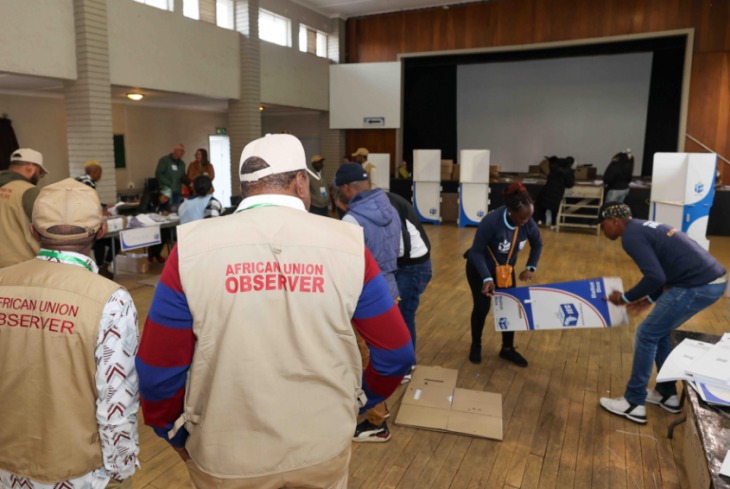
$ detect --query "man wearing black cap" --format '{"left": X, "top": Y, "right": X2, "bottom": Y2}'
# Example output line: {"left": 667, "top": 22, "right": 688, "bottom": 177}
{"left": 595, "top": 202, "right": 726, "bottom": 424}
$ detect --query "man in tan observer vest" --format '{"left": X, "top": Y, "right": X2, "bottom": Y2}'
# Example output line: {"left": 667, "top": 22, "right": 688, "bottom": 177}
{"left": 352, "top": 147, "right": 379, "bottom": 190}
{"left": 0, "top": 179, "right": 140, "bottom": 489}
{"left": 136, "top": 134, "right": 415, "bottom": 489}
{"left": 0, "top": 148, "right": 47, "bottom": 269}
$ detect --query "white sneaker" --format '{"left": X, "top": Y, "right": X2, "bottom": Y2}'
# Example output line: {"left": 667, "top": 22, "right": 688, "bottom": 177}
{"left": 645, "top": 389, "right": 681, "bottom": 414}
{"left": 599, "top": 396, "right": 647, "bottom": 424}
{"left": 400, "top": 373, "right": 412, "bottom": 385}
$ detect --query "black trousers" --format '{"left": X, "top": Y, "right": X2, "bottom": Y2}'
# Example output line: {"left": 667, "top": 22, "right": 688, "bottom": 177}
{"left": 466, "top": 260, "right": 514, "bottom": 349}
{"left": 93, "top": 238, "right": 120, "bottom": 265}
{"left": 534, "top": 202, "right": 560, "bottom": 226}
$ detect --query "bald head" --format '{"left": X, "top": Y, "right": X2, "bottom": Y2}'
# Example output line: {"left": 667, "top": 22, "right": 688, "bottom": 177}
{"left": 173, "top": 144, "right": 185, "bottom": 160}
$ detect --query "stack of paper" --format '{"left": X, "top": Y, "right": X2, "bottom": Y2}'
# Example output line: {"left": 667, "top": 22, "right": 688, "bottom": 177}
{"left": 656, "top": 335, "right": 730, "bottom": 408}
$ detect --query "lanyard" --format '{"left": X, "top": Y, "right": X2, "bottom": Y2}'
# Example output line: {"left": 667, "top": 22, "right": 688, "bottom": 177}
{"left": 38, "top": 250, "right": 93, "bottom": 272}
{"left": 236, "top": 203, "right": 277, "bottom": 213}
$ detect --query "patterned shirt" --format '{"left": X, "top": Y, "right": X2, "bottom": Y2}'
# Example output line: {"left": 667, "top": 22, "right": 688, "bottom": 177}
{"left": 75, "top": 174, "right": 97, "bottom": 190}
{"left": 0, "top": 251, "right": 141, "bottom": 489}
{"left": 136, "top": 194, "right": 415, "bottom": 447}
{"left": 204, "top": 196, "right": 222, "bottom": 219}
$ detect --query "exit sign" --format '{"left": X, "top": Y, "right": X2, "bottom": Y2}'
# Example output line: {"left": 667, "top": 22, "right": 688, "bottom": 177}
{"left": 216, "top": 127, "right": 227, "bottom": 135}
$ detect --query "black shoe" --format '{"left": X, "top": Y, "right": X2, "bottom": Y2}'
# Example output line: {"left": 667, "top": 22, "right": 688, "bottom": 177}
{"left": 353, "top": 420, "right": 391, "bottom": 443}
{"left": 499, "top": 347, "right": 528, "bottom": 367}
{"left": 469, "top": 343, "right": 482, "bottom": 364}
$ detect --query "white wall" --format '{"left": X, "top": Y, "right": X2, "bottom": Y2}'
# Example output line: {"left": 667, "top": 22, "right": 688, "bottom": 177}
{"left": 108, "top": 0, "right": 240, "bottom": 99}
{"left": 457, "top": 53, "right": 653, "bottom": 175}
{"left": 112, "top": 103, "right": 228, "bottom": 190}
{"left": 259, "top": 0, "right": 332, "bottom": 50}
{"left": 260, "top": 42, "right": 330, "bottom": 111}
{"left": 0, "top": 94, "right": 70, "bottom": 187}
{"left": 262, "top": 112, "right": 321, "bottom": 137}
{"left": 330, "top": 62, "right": 401, "bottom": 129}
{"left": 0, "top": 0, "right": 76, "bottom": 80}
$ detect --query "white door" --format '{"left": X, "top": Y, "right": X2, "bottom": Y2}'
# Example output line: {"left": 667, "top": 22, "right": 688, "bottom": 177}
{"left": 209, "top": 135, "right": 232, "bottom": 208}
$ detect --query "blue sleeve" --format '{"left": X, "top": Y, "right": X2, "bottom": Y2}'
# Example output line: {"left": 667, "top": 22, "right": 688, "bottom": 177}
{"left": 525, "top": 219, "right": 543, "bottom": 270}
{"left": 469, "top": 217, "right": 494, "bottom": 281}
{"left": 622, "top": 232, "right": 667, "bottom": 302}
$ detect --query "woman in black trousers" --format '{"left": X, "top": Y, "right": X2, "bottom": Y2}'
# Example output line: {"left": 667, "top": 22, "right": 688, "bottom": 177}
{"left": 465, "top": 183, "right": 543, "bottom": 367}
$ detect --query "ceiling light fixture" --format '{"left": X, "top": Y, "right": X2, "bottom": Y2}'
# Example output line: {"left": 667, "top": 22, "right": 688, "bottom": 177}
{"left": 260, "top": 106, "right": 264, "bottom": 111}
{"left": 127, "top": 93, "right": 144, "bottom": 101}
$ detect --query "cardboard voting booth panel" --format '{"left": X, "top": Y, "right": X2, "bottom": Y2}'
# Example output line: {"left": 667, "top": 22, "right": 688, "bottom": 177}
{"left": 459, "top": 183, "right": 489, "bottom": 228}
{"left": 413, "top": 150, "right": 442, "bottom": 182}
{"left": 459, "top": 150, "right": 490, "bottom": 184}
{"left": 368, "top": 153, "right": 391, "bottom": 191}
{"left": 395, "top": 366, "right": 503, "bottom": 440}
{"left": 492, "top": 277, "right": 628, "bottom": 332}
{"left": 413, "top": 181, "right": 441, "bottom": 225}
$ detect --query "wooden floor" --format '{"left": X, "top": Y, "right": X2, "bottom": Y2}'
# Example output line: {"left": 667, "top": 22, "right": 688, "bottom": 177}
{"left": 124, "top": 225, "right": 730, "bottom": 489}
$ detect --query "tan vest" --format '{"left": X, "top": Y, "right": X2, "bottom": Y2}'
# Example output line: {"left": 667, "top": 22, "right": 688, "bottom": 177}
{"left": 0, "top": 180, "right": 40, "bottom": 269}
{"left": 0, "top": 258, "right": 121, "bottom": 482}
{"left": 176, "top": 205, "right": 365, "bottom": 478}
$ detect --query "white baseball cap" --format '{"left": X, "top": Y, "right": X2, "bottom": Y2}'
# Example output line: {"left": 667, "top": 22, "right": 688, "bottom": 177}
{"left": 10, "top": 148, "right": 48, "bottom": 176}
{"left": 239, "top": 134, "right": 306, "bottom": 182}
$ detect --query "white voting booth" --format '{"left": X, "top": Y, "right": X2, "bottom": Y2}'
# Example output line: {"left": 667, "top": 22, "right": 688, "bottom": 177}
{"left": 413, "top": 150, "right": 441, "bottom": 225}
{"left": 650, "top": 153, "right": 717, "bottom": 250}
{"left": 459, "top": 150, "right": 490, "bottom": 228}
{"left": 368, "top": 153, "right": 391, "bottom": 191}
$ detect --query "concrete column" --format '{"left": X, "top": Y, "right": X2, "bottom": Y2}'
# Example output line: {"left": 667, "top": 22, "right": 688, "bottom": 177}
{"left": 328, "top": 18, "right": 345, "bottom": 64}
{"left": 319, "top": 111, "right": 345, "bottom": 182}
{"left": 228, "top": 0, "right": 261, "bottom": 197}
{"left": 64, "top": 0, "right": 115, "bottom": 204}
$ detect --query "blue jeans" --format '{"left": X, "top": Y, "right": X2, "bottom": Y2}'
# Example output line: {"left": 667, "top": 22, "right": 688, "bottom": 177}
{"left": 396, "top": 259, "right": 432, "bottom": 356}
{"left": 171, "top": 193, "right": 182, "bottom": 204}
{"left": 624, "top": 281, "right": 726, "bottom": 405}
{"left": 606, "top": 189, "right": 630, "bottom": 203}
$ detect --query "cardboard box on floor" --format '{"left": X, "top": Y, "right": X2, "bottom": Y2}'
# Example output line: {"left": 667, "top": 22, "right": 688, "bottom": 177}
{"left": 441, "top": 193, "right": 459, "bottom": 222}
{"left": 395, "top": 366, "right": 503, "bottom": 440}
{"left": 451, "top": 164, "right": 461, "bottom": 182}
{"left": 115, "top": 253, "right": 150, "bottom": 274}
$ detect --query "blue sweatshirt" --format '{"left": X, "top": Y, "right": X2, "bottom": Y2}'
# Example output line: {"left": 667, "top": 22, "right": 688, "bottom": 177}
{"left": 622, "top": 219, "right": 726, "bottom": 303}
{"left": 468, "top": 206, "right": 543, "bottom": 282}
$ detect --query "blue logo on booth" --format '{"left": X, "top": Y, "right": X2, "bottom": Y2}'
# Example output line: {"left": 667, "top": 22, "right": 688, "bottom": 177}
{"left": 695, "top": 182, "right": 704, "bottom": 194}
{"left": 499, "top": 317, "right": 509, "bottom": 330}
{"left": 558, "top": 304, "right": 579, "bottom": 327}
{"left": 477, "top": 210, "right": 485, "bottom": 217}
{"left": 429, "top": 208, "right": 437, "bottom": 215}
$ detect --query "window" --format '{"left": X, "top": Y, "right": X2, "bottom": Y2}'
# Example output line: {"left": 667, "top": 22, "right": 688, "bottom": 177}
{"left": 183, "top": 0, "right": 199, "bottom": 19}
{"left": 259, "top": 9, "right": 291, "bottom": 47}
{"left": 299, "top": 24, "right": 328, "bottom": 58}
{"left": 113, "top": 135, "right": 126, "bottom": 169}
{"left": 217, "top": 0, "right": 234, "bottom": 29}
{"left": 133, "top": 0, "right": 174, "bottom": 11}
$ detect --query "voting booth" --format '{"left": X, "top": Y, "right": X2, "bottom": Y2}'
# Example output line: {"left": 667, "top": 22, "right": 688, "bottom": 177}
{"left": 413, "top": 150, "right": 441, "bottom": 225}
{"left": 458, "top": 149, "right": 490, "bottom": 228}
{"left": 650, "top": 153, "right": 717, "bottom": 251}
{"left": 492, "top": 277, "right": 628, "bottom": 332}
{"left": 368, "top": 153, "right": 391, "bottom": 191}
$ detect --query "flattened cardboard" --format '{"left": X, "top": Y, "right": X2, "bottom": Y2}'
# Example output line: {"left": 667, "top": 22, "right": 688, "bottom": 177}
{"left": 684, "top": 409, "right": 711, "bottom": 489}
{"left": 395, "top": 366, "right": 503, "bottom": 440}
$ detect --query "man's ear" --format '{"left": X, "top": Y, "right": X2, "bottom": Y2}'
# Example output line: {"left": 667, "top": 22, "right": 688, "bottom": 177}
{"left": 29, "top": 224, "right": 41, "bottom": 242}
{"left": 96, "top": 222, "right": 107, "bottom": 241}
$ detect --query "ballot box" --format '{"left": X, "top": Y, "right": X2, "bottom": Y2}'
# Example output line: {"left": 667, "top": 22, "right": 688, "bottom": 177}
{"left": 492, "top": 277, "right": 628, "bottom": 332}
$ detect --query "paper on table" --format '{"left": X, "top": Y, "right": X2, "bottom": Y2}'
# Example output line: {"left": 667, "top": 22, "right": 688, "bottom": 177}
{"left": 656, "top": 339, "right": 713, "bottom": 383}
{"left": 721, "top": 450, "right": 730, "bottom": 477}
{"left": 685, "top": 342, "right": 730, "bottom": 385}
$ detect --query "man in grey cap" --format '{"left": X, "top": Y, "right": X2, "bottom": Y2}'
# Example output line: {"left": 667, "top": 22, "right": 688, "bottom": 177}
{"left": 0, "top": 148, "right": 47, "bottom": 268}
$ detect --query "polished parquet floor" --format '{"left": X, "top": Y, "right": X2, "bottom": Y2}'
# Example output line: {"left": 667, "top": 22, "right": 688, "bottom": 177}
{"left": 122, "top": 224, "right": 730, "bottom": 489}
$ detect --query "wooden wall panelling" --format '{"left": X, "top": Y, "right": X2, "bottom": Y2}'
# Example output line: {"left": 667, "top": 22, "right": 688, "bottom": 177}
{"left": 346, "top": 129, "right": 397, "bottom": 175}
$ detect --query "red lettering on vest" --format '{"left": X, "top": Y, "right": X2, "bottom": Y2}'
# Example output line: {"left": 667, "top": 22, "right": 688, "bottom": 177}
{"left": 12, "top": 298, "right": 21, "bottom": 309}
{"left": 0, "top": 313, "right": 5, "bottom": 326}
{"left": 235, "top": 263, "right": 242, "bottom": 274}
{"left": 278, "top": 274, "right": 287, "bottom": 290}
{"left": 30, "top": 315, "right": 40, "bottom": 328}
{"left": 305, "top": 264, "right": 314, "bottom": 275}
{"left": 48, "top": 318, "right": 60, "bottom": 332}
{"left": 265, "top": 274, "right": 277, "bottom": 290}
{"left": 293, "top": 264, "right": 301, "bottom": 274}
{"left": 315, "top": 265, "right": 323, "bottom": 276}
{"left": 7, "top": 314, "right": 18, "bottom": 327}
{"left": 287, "top": 276, "right": 299, "bottom": 291}
{"left": 225, "top": 277, "right": 238, "bottom": 293}
{"left": 253, "top": 275, "right": 264, "bottom": 291}
{"left": 300, "top": 276, "right": 311, "bottom": 292}
{"left": 226, "top": 265, "right": 235, "bottom": 276}
{"left": 60, "top": 321, "right": 74, "bottom": 334}
{"left": 243, "top": 263, "right": 252, "bottom": 273}
{"left": 240, "top": 275, "right": 252, "bottom": 292}
{"left": 313, "top": 277, "right": 324, "bottom": 293}
{"left": 265, "top": 262, "right": 273, "bottom": 273}
{"left": 256, "top": 262, "right": 264, "bottom": 273}
{"left": 20, "top": 314, "right": 31, "bottom": 327}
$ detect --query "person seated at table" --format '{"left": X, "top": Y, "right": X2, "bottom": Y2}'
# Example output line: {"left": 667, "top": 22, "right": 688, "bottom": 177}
{"left": 147, "top": 187, "right": 173, "bottom": 263}
{"left": 178, "top": 176, "right": 222, "bottom": 225}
